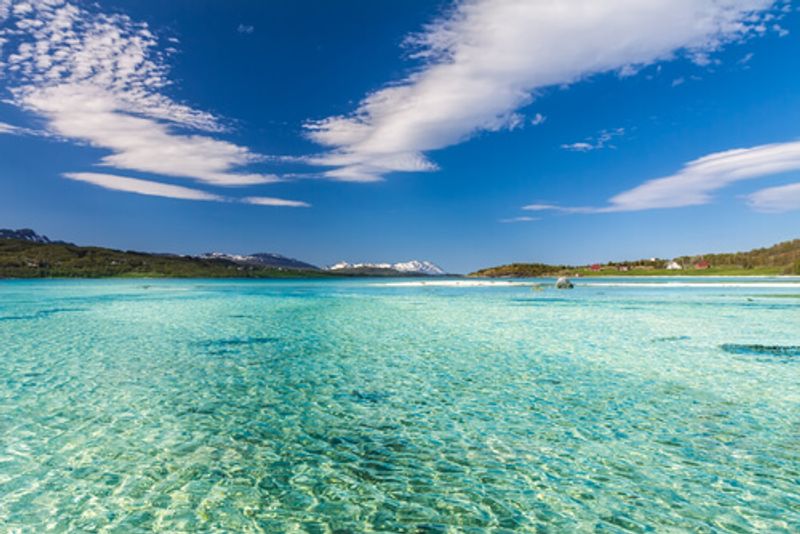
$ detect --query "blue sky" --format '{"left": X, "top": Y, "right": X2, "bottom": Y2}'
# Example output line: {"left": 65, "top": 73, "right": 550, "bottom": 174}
{"left": 1, "top": 0, "right": 799, "bottom": 272}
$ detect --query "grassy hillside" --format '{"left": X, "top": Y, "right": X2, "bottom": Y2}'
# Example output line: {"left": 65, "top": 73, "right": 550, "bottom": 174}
{"left": 471, "top": 239, "right": 800, "bottom": 278}
{"left": 674, "top": 239, "right": 800, "bottom": 271}
{"left": 0, "top": 239, "right": 328, "bottom": 279}
{"left": 469, "top": 263, "right": 567, "bottom": 278}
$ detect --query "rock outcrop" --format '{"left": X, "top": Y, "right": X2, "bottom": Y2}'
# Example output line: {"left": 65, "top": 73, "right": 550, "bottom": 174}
{"left": 555, "top": 277, "right": 574, "bottom": 289}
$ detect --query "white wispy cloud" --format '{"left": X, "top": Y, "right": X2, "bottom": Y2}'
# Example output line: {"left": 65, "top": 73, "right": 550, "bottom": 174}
{"left": 738, "top": 52, "right": 755, "bottom": 64}
{"left": 237, "top": 24, "right": 254, "bottom": 34}
{"left": 561, "top": 127, "right": 625, "bottom": 152}
{"left": 0, "top": 0, "right": 280, "bottom": 188}
{"left": 522, "top": 203, "right": 592, "bottom": 215}
{"left": 604, "top": 140, "right": 800, "bottom": 211}
{"left": 305, "top": 0, "right": 778, "bottom": 181}
{"left": 63, "top": 172, "right": 225, "bottom": 201}
{"left": 0, "top": 118, "right": 49, "bottom": 136}
{"left": 499, "top": 216, "right": 538, "bottom": 223}
{"left": 0, "top": 120, "right": 19, "bottom": 134}
{"left": 772, "top": 23, "right": 789, "bottom": 37}
{"left": 747, "top": 182, "right": 800, "bottom": 212}
{"left": 23, "top": 85, "right": 277, "bottom": 186}
{"left": 522, "top": 203, "right": 560, "bottom": 211}
{"left": 63, "top": 172, "right": 311, "bottom": 207}
{"left": 524, "top": 140, "right": 800, "bottom": 214}
{"left": 242, "top": 196, "right": 310, "bottom": 208}
{"left": 531, "top": 113, "right": 546, "bottom": 126}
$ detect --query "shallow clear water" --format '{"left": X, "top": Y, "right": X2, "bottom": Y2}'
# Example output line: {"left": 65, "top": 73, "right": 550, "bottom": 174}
{"left": 1, "top": 278, "right": 799, "bottom": 532}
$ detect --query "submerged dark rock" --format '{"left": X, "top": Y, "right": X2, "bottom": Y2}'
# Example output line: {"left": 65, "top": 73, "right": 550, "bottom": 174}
{"left": 721, "top": 344, "right": 800, "bottom": 358}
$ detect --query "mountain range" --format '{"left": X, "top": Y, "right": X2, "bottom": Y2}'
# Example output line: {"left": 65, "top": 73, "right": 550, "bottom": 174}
{"left": 0, "top": 229, "right": 446, "bottom": 278}
{"left": 200, "top": 253, "right": 446, "bottom": 275}
{"left": 0, "top": 228, "right": 55, "bottom": 244}
{"left": 201, "top": 252, "right": 320, "bottom": 271}
{"left": 3, "top": 228, "right": 799, "bottom": 279}
{"left": 326, "top": 260, "right": 445, "bottom": 276}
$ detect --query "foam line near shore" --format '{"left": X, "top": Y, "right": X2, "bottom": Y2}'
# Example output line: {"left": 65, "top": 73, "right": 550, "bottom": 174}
{"left": 583, "top": 281, "right": 800, "bottom": 288}
{"left": 379, "top": 280, "right": 529, "bottom": 287}
{"left": 377, "top": 279, "right": 800, "bottom": 289}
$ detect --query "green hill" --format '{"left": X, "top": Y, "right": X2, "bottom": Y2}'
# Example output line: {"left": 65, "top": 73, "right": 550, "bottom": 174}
{"left": 0, "top": 238, "right": 327, "bottom": 279}
{"left": 471, "top": 239, "right": 800, "bottom": 277}
{"left": 469, "top": 262, "right": 567, "bottom": 278}
{"left": 673, "top": 239, "right": 800, "bottom": 272}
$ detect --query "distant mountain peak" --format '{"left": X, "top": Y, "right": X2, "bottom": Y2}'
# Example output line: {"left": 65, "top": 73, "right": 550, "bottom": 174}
{"left": 0, "top": 228, "right": 51, "bottom": 244}
{"left": 392, "top": 260, "right": 446, "bottom": 275}
{"left": 326, "top": 260, "right": 445, "bottom": 275}
{"left": 200, "top": 251, "right": 319, "bottom": 271}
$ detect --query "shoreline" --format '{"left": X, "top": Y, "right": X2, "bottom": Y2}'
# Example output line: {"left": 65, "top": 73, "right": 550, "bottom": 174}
{"left": 2, "top": 273, "right": 800, "bottom": 282}
{"left": 379, "top": 278, "right": 800, "bottom": 288}
{"left": 470, "top": 274, "right": 800, "bottom": 279}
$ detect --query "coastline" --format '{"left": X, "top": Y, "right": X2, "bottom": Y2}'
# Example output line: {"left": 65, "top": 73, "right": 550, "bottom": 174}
{"left": 3, "top": 273, "right": 800, "bottom": 281}
{"left": 378, "top": 277, "right": 800, "bottom": 288}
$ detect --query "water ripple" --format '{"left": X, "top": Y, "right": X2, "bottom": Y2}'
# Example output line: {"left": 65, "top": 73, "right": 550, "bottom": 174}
{"left": 0, "top": 279, "right": 798, "bottom": 531}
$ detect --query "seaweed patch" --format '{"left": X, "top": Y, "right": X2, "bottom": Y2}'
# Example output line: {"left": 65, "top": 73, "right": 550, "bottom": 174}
{"left": 195, "top": 336, "right": 279, "bottom": 353}
{"left": 654, "top": 336, "right": 690, "bottom": 342}
{"left": 349, "top": 390, "right": 391, "bottom": 404}
{"left": 0, "top": 307, "right": 86, "bottom": 321}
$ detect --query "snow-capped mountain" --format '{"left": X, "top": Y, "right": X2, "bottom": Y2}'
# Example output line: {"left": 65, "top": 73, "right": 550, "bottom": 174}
{"left": 200, "top": 252, "right": 319, "bottom": 270}
{"left": 0, "top": 228, "right": 52, "bottom": 243}
{"left": 202, "top": 252, "right": 254, "bottom": 263}
{"left": 391, "top": 260, "right": 446, "bottom": 275}
{"left": 326, "top": 260, "right": 445, "bottom": 275}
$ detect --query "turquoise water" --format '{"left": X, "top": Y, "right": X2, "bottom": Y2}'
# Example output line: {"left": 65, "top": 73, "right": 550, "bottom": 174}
{"left": 1, "top": 278, "right": 799, "bottom": 532}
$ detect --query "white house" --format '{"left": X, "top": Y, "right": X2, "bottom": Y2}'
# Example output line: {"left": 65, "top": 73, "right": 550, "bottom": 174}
{"left": 666, "top": 260, "right": 683, "bottom": 270}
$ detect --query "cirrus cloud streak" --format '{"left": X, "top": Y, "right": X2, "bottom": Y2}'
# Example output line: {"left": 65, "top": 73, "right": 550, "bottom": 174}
{"left": 63, "top": 172, "right": 224, "bottom": 201}
{"left": 605, "top": 140, "right": 800, "bottom": 212}
{"left": 747, "top": 182, "right": 800, "bottom": 212}
{"left": 63, "top": 172, "right": 310, "bottom": 207}
{"left": 521, "top": 139, "right": 800, "bottom": 214}
{"left": 242, "top": 196, "right": 310, "bottom": 208}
